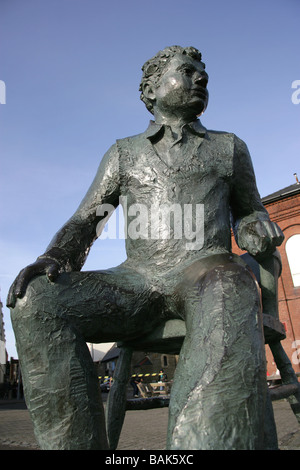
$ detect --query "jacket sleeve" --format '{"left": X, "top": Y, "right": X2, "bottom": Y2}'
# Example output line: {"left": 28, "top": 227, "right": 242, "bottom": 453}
{"left": 38, "top": 143, "right": 120, "bottom": 271}
{"left": 230, "top": 135, "right": 270, "bottom": 243}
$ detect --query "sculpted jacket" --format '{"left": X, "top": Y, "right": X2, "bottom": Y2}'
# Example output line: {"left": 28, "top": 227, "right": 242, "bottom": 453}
{"left": 40, "top": 119, "right": 269, "bottom": 276}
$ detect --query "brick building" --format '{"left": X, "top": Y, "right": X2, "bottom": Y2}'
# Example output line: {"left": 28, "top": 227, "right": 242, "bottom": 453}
{"left": 232, "top": 180, "right": 300, "bottom": 376}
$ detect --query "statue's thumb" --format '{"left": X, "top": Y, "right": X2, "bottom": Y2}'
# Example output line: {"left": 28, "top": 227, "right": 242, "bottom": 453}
{"left": 47, "top": 264, "right": 59, "bottom": 282}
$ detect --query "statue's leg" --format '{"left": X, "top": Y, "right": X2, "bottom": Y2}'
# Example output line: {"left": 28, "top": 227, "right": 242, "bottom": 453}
{"left": 11, "top": 268, "right": 163, "bottom": 450}
{"left": 13, "top": 289, "right": 108, "bottom": 450}
{"left": 167, "top": 259, "right": 270, "bottom": 450}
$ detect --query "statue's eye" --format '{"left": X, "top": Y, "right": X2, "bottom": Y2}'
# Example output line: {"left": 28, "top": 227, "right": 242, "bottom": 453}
{"left": 182, "top": 67, "right": 193, "bottom": 76}
{"left": 176, "top": 64, "right": 197, "bottom": 76}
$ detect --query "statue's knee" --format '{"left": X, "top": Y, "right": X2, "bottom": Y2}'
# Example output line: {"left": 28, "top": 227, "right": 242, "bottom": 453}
{"left": 229, "top": 262, "right": 260, "bottom": 292}
{"left": 12, "top": 275, "right": 54, "bottom": 325}
{"left": 207, "top": 260, "right": 257, "bottom": 283}
{"left": 181, "top": 258, "right": 259, "bottom": 300}
{"left": 180, "top": 254, "right": 258, "bottom": 292}
{"left": 11, "top": 276, "right": 65, "bottom": 353}
{"left": 202, "top": 261, "right": 260, "bottom": 303}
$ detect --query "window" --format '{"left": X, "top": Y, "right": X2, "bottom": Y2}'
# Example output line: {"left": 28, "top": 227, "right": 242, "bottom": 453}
{"left": 286, "top": 234, "right": 300, "bottom": 287}
{"left": 161, "top": 355, "right": 169, "bottom": 367}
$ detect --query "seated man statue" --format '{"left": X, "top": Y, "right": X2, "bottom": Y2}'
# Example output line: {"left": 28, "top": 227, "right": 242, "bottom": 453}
{"left": 7, "top": 46, "right": 283, "bottom": 450}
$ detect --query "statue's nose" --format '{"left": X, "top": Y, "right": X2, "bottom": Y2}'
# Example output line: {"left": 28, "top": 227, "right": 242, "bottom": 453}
{"left": 194, "top": 74, "right": 208, "bottom": 88}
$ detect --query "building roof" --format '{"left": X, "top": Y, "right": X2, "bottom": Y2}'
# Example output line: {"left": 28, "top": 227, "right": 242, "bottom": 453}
{"left": 262, "top": 182, "right": 300, "bottom": 204}
{"left": 101, "top": 344, "right": 120, "bottom": 363}
{"left": 134, "top": 355, "right": 153, "bottom": 367}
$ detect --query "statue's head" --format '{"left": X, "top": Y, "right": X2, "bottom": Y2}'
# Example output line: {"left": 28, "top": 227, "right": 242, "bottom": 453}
{"left": 139, "top": 46, "right": 208, "bottom": 117}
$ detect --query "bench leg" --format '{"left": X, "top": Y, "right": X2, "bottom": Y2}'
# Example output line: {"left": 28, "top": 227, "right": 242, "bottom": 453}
{"left": 269, "top": 341, "right": 300, "bottom": 424}
{"left": 105, "top": 347, "right": 133, "bottom": 450}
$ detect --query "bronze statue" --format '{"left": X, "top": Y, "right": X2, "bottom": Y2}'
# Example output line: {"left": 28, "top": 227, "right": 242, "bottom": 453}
{"left": 7, "top": 46, "right": 283, "bottom": 450}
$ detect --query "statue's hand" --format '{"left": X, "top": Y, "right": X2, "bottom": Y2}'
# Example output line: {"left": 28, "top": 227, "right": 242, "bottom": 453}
{"left": 237, "top": 220, "right": 284, "bottom": 260}
{"left": 7, "top": 257, "right": 60, "bottom": 308}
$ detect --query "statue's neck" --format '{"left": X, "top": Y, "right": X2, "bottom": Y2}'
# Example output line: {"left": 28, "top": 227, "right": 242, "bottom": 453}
{"left": 153, "top": 109, "right": 197, "bottom": 132}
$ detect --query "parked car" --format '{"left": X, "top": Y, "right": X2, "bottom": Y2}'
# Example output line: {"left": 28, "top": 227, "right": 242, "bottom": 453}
{"left": 100, "top": 377, "right": 112, "bottom": 392}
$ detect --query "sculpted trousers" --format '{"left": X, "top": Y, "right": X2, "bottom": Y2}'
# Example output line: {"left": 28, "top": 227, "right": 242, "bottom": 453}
{"left": 11, "top": 255, "right": 273, "bottom": 450}
{"left": 167, "top": 259, "right": 270, "bottom": 449}
{"left": 11, "top": 266, "right": 167, "bottom": 450}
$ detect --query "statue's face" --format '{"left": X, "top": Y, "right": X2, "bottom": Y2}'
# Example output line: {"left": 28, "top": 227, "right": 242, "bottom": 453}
{"left": 153, "top": 54, "right": 209, "bottom": 118}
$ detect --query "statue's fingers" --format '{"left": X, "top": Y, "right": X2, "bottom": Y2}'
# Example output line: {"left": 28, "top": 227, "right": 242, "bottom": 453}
{"left": 273, "top": 223, "right": 284, "bottom": 245}
{"left": 6, "top": 269, "right": 30, "bottom": 307}
{"left": 6, "top": 282, "right": 17, "bottom": 308}
{"left": 263, "top": 222, "right": 284, "bottom": 248}
{"left": 14, "top": 269, "right": 29, "bottom": 298}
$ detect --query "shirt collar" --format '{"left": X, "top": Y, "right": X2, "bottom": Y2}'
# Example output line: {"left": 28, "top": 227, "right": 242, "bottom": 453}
{"left": 145, "top": 119, "right": 207, "bottom": 141}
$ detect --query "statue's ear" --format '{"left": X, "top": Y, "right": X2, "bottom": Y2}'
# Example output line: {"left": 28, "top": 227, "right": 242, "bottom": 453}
{"left": 142, "top": 81, "right": 156, "bottom": 101}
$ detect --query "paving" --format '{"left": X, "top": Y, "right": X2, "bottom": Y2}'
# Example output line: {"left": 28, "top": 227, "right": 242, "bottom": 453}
{"left": 0, "top": 395, "right": 300, "bottom": 451}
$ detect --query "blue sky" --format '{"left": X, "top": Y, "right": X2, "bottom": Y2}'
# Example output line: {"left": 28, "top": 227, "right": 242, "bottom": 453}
{"left": 0, "top": 0, "right": 299, "bottom": 358}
